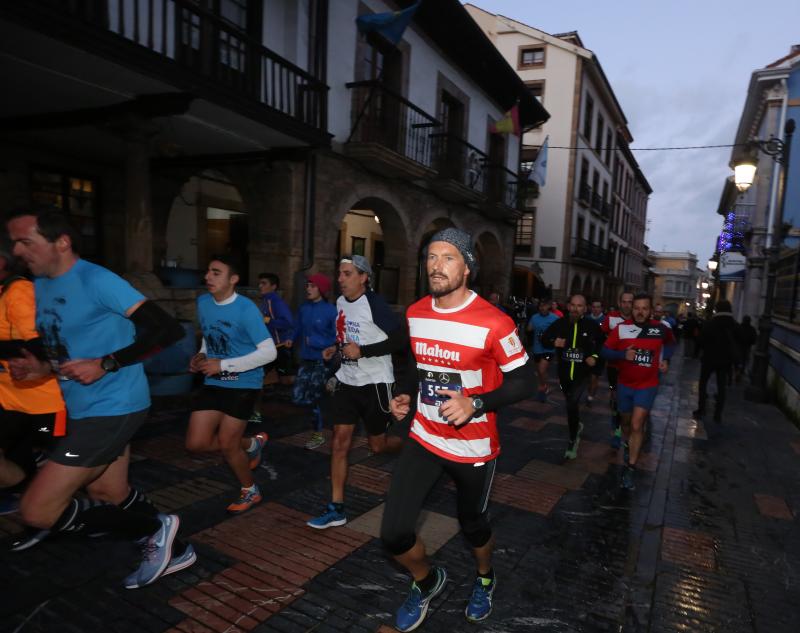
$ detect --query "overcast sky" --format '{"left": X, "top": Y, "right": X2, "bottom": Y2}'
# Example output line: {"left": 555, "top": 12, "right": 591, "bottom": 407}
{"left": 465, "top": 0, "right": 800, "bottom": 266}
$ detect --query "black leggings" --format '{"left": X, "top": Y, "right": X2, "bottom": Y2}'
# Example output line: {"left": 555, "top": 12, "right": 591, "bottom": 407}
{"left": 560, "top": 376, "right": 589, "bottom": 441}
{"left": 380, "top": 438, "right": 496, "bottom": 556}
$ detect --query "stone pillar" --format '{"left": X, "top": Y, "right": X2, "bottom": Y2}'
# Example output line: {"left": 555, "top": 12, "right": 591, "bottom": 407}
{"left": 121, "top": 122, "right": 157, "bottom": 272}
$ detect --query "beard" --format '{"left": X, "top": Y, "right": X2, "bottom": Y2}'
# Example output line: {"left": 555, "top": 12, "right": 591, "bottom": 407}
{"left": 429, "top": 275, "right": 462, "bottom": 298}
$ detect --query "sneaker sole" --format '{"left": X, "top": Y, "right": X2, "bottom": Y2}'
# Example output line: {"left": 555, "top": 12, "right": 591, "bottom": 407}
{"left": 163, "top": 546, "right": 198, "bottom": 577}
{"left": 124, "top": 515, "right": 180, "bottom": 589}
{"left": 10, "top": 530, "right": 50, "bottom": 552}
{"left": 306, "top": 517, "right": 347, "bottom": 530}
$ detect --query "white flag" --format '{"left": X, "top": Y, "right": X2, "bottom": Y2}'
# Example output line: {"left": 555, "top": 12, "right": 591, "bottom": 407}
{"left": 528, "top": 136, "right": 548, "bottom": 187}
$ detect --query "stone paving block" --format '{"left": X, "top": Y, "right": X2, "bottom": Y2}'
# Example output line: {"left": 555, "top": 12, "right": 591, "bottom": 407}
{"left": 133, "top": 434, "right": 222, "bottom": 471}
{"left": 486, "top": 473, "right": 566, "bottom": 515}
{"left": 676, "top": 417, "right": 707, "bottom": 440}
{"left": 346, "top": 464, "right": 392, "bottom": 495}
{"left": 512, "top": 399, "right": 554, "bottom": 414}
{"left": 510, "top": 416, "right": 547, "bottom": 432}
{"left": 516, "top": 458, "right": 588, "bottom": 490}
{"left": 275, "top": 429, "right": 368, "bottom": 456}
{"left": 147, "top": 477, "right": 232, "bottom": 513}
{"left": 753, "top": 493, "right": 794, "bottom": 520}
{"left": 660, "top": 526, "right": 716, "bottom": 570}
{"left": 347, "top": 503, "right": 459, "bottom": 554}
{"left": 544, "top": 414, "right": 568, "bottom": 426}
{"left": 674, "top": 446, "right": 690, "bottom": 463}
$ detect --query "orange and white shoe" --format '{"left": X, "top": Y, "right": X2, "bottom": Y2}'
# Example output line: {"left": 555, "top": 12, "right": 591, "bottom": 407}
{"left": 246, "top": 432, "right": 269, "bottom": 470}
{"left": 226, "top": 485, "right": 263, "bottom": 514}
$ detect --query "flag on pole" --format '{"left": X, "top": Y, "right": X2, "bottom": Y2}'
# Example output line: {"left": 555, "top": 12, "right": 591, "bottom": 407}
{"left": 356, "top": 1, "right": 422, "bottom": 46}
{"left": 528, "top": 136, "right": 549, "bottom": 187}
{"left": 489, "top": 104, "right": 520, "bottom": 136}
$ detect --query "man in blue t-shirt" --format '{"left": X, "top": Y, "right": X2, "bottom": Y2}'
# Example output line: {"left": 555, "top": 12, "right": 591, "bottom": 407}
{"left": 6, "top": 208, "right": 192, "bottom": 589}
{"left": 186, "top": 256, "right": 277, "bottom": 515}
{"left": 527, "top": 299, "right": 560, "bottom": 402}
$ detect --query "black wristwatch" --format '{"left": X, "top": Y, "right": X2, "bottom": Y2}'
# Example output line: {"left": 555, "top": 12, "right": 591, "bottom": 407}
{"left": 471, "top": 396, "right": 485, "bottom": 415}
{"left": 101, "top": 355, "right": 121, "bottom": 373}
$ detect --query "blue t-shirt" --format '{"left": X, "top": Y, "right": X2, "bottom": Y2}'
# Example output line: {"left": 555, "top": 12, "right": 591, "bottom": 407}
{"left": 34, "top": 259, "right": 149, "bottom": 419}
{"left": 198, "top": 293, "right": 271, "bottom": 389}
{"left": 529, "top": 312, "right": 560, "bottom": 354}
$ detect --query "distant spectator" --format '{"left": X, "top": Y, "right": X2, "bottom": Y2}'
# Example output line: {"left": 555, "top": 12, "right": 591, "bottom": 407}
{"left": 693, "top": 300, "right": 738, "bottom": 424}
{"left": 733, "top": 315, "right": 757, "bottom": 383}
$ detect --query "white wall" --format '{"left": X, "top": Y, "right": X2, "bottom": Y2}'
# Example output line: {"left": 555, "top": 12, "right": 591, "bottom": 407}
{"left": 326, "top": 0, "right": 520, "bottom": 172}
{"left": 263, "top": 0, "right": 310, "bottom": 70}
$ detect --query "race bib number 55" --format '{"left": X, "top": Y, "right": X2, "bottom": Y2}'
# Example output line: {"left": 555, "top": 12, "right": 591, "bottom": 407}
{"left": 419, "top": 369, "right": 462, "bottom": 407}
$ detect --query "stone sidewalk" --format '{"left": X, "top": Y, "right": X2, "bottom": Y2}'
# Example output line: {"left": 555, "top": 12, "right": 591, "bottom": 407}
{"left": 1, "top": 352, "right": 798, "bottom": 633}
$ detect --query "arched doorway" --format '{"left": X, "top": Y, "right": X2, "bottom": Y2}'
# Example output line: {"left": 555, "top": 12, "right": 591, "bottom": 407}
{"left": 163, "top": 169, "right": 248, "bottom": 284}
{"left": 416, "top": 217, "right": 456, "bottom": 298}
{"left": 592, "top": 278, "right": 602, "bottom": 303}
{"left": 474, "top": 231, "right": 505, "bottom": 299}
{"left": 336, "top": 197, "right": 408, "bottom": 303}
{"left": 570, "top": 274, "right": 581, "bottom": 297}
{"left": 582, "top": 275, "right": 593, "bottom": 299}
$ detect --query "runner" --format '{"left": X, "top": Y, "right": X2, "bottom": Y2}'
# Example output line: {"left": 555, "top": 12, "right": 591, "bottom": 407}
{"left": 382, "top": 228, "right": 533, "bottom": 630}
{"left": 601, "top": 291, "right": 634, "bottom": 448}
{"left": 6, "top": 208, "right": 193, "bottom": 588}
{"left": 186, "top": 255, "right": 276, "bottom": 514}
{"left": 526, "top": 299, "right": 559, "bottom": 402}
{"left": 306, "top": 254, "right": 405, "bottom": 529}
{"left": 585, "top": 299, "right": 606, "bottom": 406}
{"left": 602, "top": 293, "right": 675, "bottom": 490}
{"left": 541, "top": 294, "right": 602, "bottom": 460}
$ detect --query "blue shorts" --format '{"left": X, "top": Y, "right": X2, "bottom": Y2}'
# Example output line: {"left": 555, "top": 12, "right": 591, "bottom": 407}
{"left": 617, "top": 384, "right": 658, "bottom": 413}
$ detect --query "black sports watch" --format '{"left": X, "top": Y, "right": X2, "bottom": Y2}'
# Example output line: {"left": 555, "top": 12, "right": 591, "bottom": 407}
{"left": 471, "top": 396, "right": 485, "bottom": 415}
{"left": 101, "top": 355, "right": 121, "bottom": 373}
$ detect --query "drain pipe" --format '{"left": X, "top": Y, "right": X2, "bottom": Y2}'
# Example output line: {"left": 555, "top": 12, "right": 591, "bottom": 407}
{"left": 765, "top": 79, "right": 788, "bottom": 249}
{"left": 293, "top": 150, "right": 317, "bottom": 309}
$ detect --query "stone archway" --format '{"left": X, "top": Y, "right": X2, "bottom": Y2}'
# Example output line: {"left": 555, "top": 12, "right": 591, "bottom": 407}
{"left": 582, "top": 275, "right": 593, "bottom": 299}
{"left": 570, "top": 274, "right": 582, "bottom": 297}
{"left": 474, "top": 231, "right": 505, "bottom": 299}
{"left": 593, "top": 278, "right": 602, "bottom": 302}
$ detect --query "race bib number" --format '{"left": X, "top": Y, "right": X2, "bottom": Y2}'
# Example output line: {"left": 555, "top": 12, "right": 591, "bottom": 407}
{"left": 418, "top": 369, "right": 462, "bottom": 407}
{"left": 563, "top": 348, "right": 584, "bottom": 363}
{"left": 633, "top": 349, "right": 653, "bottom": 367}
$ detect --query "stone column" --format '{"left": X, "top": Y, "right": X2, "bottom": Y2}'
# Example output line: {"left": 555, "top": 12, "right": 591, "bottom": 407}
{"left": 121, "top": 121, "right": 157, "bottom": 272}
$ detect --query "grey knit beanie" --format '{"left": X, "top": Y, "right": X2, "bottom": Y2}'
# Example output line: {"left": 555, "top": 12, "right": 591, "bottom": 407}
{"left": 340, "top": 254, "right": 373, "bottom": 277}
{"left": 428, "top": 228, "right": 477, "bottom": 272}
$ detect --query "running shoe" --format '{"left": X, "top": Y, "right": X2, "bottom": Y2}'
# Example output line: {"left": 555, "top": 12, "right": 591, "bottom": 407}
{"left": 621, "top": 467, "right": 636, "bottom": 491}
{"left": 465, "top": 574, "right": 496, "bottom": 623}
{"left": 246, "top": 432, "right": 269, "bottom": 470}
{"left": 123, "top": 513, "right": 180, "bottom": 589}
{"left": 564, "top": 438, "right": 579, "bottom": 460}
{"left": 0, "top": 493, "right": 20, "bottom": 516}
{"left": 248, "top": 412, "right": 263, "bottom": 424}
{"left": 226, "top": 486, "right": 263, "bottom": 514}
{"left": 586, "top": 395, "right": 594, "bottom": 407}
{"left": 307, "top": 502, "right": 346, "bottom": 529}
{"left": 163, "top": 543, "right": 197, "bottom": 577}
{"left": 10, "top": 527, "right": 50, "bottom": 551}
{"left": 395, "top": 566, "right": 448, "bottom": 632}
{"left": 610, "top": 427, "right": 622, "bottom": 449}
{"left": 305, "top": 432, "right": 326, "bottom": 450}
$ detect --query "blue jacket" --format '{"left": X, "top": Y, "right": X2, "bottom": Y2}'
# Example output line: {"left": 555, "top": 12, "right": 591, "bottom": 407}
{"left": 259, "top": 291, "right": 295, "bottom": 345}
{"left": 295, "top": 299, "right": 337, "bottom": 361}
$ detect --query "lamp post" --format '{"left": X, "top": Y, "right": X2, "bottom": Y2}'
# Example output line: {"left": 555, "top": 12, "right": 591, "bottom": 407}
{"left": 734, "top": 118, "right": 795, "bottom": 401}
{"left": 706, "top": 257, "right": 718, "bottom": 316}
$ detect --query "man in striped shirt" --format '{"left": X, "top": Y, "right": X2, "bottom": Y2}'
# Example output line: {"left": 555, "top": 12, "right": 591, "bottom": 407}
{"left": 382, "top": 228, "right": 534, "bottom": 632}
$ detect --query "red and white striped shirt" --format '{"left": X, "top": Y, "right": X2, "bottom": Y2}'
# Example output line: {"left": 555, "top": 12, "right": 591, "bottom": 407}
{"left": 407, "top": 292, "right": 528, "bottom": 463}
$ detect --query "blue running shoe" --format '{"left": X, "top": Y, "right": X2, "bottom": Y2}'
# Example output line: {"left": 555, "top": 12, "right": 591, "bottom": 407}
{"left": 621, "top": 467, "right": 636, "bottom": 491}
{"left": 306, "top": 503, "right": 346, "bottom": 529}
{"left": 395, "top": 566, "right": 447, "bottom": 632}
{"left": 465, "top": 574, "right": 496, "bottom": 623}
{"left": 124, "top": 513, "right": 180, "bottom": 589}
{"left": 163, "top": 543, "right": 197, "bottom": 577}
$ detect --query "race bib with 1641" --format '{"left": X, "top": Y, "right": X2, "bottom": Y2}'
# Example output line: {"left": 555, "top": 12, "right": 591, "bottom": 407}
{"left": 633, "top": 348, "right": 653, "bottom": 367}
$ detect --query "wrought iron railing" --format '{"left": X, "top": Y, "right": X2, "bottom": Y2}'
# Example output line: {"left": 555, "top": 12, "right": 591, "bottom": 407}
{"left": 17, "top": 0, "right": 328, "bottom": 132}
{"left": 574, "top": 237, "right": 612, "bottom": 267}
{"left": 346, "top": 81, "right": 440, "bottom": 167}
{"left": 431, "top": 133, "right": 489, "bottom": 193}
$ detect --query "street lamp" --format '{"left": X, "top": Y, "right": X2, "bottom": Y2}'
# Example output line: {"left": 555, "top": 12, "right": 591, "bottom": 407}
{"left": 733, "top": 118, "right": 795, "bottom": 401}
{"left": 707, "top": 259, "right": 718, "bottom": 272}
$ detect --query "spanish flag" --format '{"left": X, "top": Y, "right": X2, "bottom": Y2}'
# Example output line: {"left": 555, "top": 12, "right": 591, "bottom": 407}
{"left": 489, "top": 104, "right": 520, "bottom": 136}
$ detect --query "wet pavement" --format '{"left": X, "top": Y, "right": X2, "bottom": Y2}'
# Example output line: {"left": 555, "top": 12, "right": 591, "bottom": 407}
{"left": 1, "top": 348, "right": 799, "bottom": 632}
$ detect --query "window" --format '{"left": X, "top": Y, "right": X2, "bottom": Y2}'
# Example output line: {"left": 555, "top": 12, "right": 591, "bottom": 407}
{"left": 576, "top": 216, "right": 585, "bottom": 240}
{"left": 588, "top": 224, "right": 596, "bottom": 244}
{"left": 583, "top": 94, "right": 594, "bottom": 140}
{"left": 519, "top": 46, "right": 545, "bottom": 68}
{"left": 515, "top": 213, "right": 534, "bottom": 254}
{"left": 540, "top": 246, "right": 556, "bottom": 259}
{"left": 595, "top": 115, "right": 604, "bottom": 153}
{"left": 32, "top": 170, "right": 100, "bottom": 260}
{"left": 526, "top": 81, "right": 545, "bottom": 103}
{"left": 605, "top": 130, "right": 613, "bottom": 165}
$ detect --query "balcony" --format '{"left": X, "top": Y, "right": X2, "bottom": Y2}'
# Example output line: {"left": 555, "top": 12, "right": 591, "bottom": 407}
{"left": 344, "top": 80, "right": 440, "bottom": 180}
{"left": 573, "top": 238, "right": 612, "bottom": 269}
{"left": 578, "top": 182, "right": 591, "bottom": 206}
{"left": 4, "top": 0, "right": 329, "bottom": 144}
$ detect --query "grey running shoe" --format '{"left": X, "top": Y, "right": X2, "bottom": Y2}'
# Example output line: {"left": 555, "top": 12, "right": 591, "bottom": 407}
{"left": 124, "top": 513, "right": 180, "bottom": 589}
{"left": 10, "top": 527, "right": 50, "bottom": 552}
{"left": 163, "top": 543, "right": 197, "bottom": 577}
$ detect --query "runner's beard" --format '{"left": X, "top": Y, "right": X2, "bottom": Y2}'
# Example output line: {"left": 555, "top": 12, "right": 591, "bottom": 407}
{"left": 429, "top": 275, "right": 462, "bottom": 298}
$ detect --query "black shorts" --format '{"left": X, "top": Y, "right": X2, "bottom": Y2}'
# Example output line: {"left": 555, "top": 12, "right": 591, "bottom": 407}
{"left": 591, "top": 356, "right": 606, "bottom": 376}
{"left": 0, "top": 408, "right": 58, "bottom": 476}
{"left": 323, "top": 381, "right": 392, "bottom": 436}
{"left": 191, "top": 385, "right": 260, "bottom": 421}
{"left": 533, "top": 352, "right": 554, "bottom": 363}
{"left": 265, "top": 347, "right": 294, "bottom": 378}
{"left": 50, "top": 408, "right": 150, "bottom": 468}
